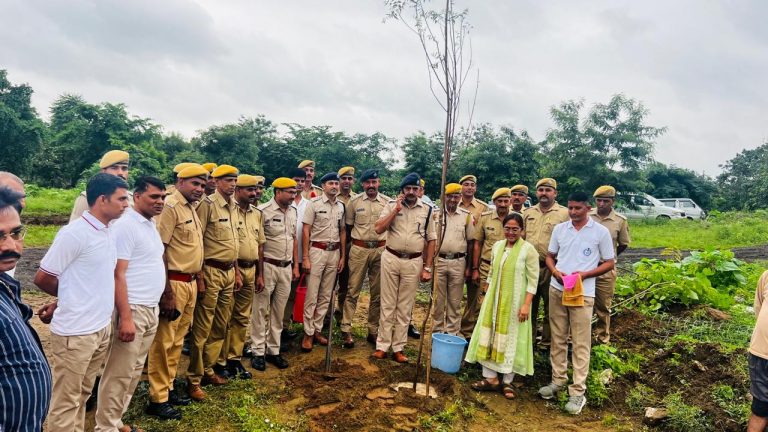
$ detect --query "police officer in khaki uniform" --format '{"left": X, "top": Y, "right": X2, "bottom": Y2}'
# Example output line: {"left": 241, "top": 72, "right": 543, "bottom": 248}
{"left": 523, "top": 178, "right": 569, "bottom": 348}
{"left": 462, "top": 187, "right": 512, "bottom": 338}
{"left": 202, "top": 163, "right": 218, "bottom": 196}
{"left": 298, "top": 160, "right": 323, "bottom": 200}
{"left": 510, "top": 184, "right": 529, "bottom": 213}
{"left": 335, "top": 166, "right": 356, "bottom": 323}
{"left": 70, "top": 150, "right": 133, "bottom": 221}
{"left": 187, "top": 165, "right": 241, "bottom": 400}
{"left": 164, "top": 163, "right": 196, "bottom": 197}
{"left": 340, "top": 169, "right": 389, "bottom": 348}
{"left": 252, "top": 178, "right": 300, "bottom": 370}
{"left": 458, "top": 175, "right": 489, "bottom": 224}
{"left": 373, "top": 173, "right": 436, "bottom": 363}
{"left": 589, "top": 185, "right": 630, "bottom": 344}
{"left": 216, "top": 175, "right": 266, "bottom": 380}
{"left": 301, "top": 172, "right": 346, "bottom": 352}
{"left": 146, "top": 164, "right": 207, "bottom": 421}
{"left": 434, "top": 183, "right": 475, "bottom": 335}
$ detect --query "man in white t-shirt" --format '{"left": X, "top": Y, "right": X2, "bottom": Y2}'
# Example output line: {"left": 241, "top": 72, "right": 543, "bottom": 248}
{"left": 538, "top": 191, "right": 615, "bottom": 416}
{"left": 34, "top": 173, "right": 129, "bottom": 431}
{"left": 94, "top": 176, "right": 167, "bottom": 432}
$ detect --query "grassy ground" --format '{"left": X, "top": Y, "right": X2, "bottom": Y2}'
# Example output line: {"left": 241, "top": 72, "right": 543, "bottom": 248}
{"left": 629, "top": 211, "right": 768, "bottom": 249}
{"left": 24, "top": 184, "right": 80, "bottom": 216}
{"left": 25, "top": 225, "right": 60, "bottom": 247}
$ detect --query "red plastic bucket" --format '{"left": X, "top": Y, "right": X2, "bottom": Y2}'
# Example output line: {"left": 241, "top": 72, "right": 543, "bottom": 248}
{"left": 293, "top": 274, "right": 307, "bottom": 323}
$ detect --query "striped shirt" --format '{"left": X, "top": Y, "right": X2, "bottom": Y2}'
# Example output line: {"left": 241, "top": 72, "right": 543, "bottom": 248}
{"left": 0, "top": 272, "right": 52, "bottom": 431}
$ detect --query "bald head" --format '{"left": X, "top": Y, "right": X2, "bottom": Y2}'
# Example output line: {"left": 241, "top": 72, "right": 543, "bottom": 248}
{"left": 0, "top": 172, "right": 25, "bottom": 211}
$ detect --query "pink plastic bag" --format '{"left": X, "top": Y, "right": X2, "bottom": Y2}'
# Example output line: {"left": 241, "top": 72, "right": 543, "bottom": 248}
{"left": 562, "top": 273, "right": 580, "bottom": 291}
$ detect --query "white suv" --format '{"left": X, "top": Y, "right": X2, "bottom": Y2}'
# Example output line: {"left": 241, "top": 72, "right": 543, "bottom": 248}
{"left": 658, "top": 198, "right": 706, "bottom": 220}
{"left": 615, "top": 193, "right": 685, "bottom": 220}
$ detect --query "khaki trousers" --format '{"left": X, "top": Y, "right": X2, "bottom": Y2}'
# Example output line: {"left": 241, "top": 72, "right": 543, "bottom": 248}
{"left": 549, "top": 287, "right": 595, "bottom": 397}
{"left": 189, "top": 265, "right": 235, "bottom": 384}
{"left": 337, "top": 241, "right": 352, "bottom": 311}
{"left": 148, "top": 279, "right": 196, "bottom": 402}
{"left": 377, "top": 250, "right": 421, "bottom": 352}
{"left": 48, "top": 325, "right": 111, "bottom": 432}
{"left": 341, "top": 244, "right": 382, "bottom": 334}
{"left": 95, "top": 305, "right": 159, "bottom": 431}
{"left": 220, "top": 265, "right": 256, "bottom": 365}
{"left": 433, "top": 257, "right": 466, "bottom": 335}
{"left": 460, "top": 259, "right": 490, "bottom": 338}
{"left": 304, "top": 247, "right": 340, "bottom": 336}
{"left": 250, "top": 262, "right": 292, "bottom": 356}
{"left": 594, "top": 269, "right": 617, "bottom": 344}
{"left": 283, "top": 265, "right": 306, "bottom": 329}
{"left": 531, "top": 263, "right": 553, "bottom": 344}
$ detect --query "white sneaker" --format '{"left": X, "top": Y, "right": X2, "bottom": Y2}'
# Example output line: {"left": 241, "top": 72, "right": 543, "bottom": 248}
{"left": 564, "top": 395, "right": 587, "bottom": 415}
{"left": 538, "top": 383, "right": 563, "bottom": 400}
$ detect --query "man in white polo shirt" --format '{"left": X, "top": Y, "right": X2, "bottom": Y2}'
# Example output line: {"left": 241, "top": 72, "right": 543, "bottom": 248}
{"left": 538, "top": 191, "right": 615, "bottom": 416}
{"left": 94, "top": 176, "right": 167, "bottom": 432}
{"left": 34, "top": 173, "right": 129, "bottom": 431}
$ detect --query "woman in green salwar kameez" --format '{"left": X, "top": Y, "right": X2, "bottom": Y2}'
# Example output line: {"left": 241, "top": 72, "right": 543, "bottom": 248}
{"left": 465, "top": 212, "right": 539, "bottom": 399}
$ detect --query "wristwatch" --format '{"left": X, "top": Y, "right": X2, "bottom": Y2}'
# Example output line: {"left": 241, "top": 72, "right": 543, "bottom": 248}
{"left": 423, "top": 266, "right": 432, "bottom": 273}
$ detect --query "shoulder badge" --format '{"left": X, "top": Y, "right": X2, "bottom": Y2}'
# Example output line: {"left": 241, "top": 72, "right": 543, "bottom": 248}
{"left": 480, "top": 210, "right": 494, "bottom": 217}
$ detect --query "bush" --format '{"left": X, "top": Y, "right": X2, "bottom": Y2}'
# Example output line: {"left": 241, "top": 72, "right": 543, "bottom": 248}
{"left": 615, "top": 248, "right": 748, "bottom": 312}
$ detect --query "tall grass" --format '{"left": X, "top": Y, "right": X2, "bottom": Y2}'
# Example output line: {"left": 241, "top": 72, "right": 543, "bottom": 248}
{"left": 23, "top": 184, "right": 80, "bottom": 216}
{"left": 630, "top": 211, "right": 768, "bottom": 249}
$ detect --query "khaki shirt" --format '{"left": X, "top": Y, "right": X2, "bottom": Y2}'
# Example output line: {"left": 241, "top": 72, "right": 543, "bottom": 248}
{"left": 156, "top": 190, "right": 204, "bottom": 274}
{"left": 338, "top": 192, "right": 356, "bottom": 206}
{"left": 345, "top": 192, "right": 389, "bottom": 241}
{"left": 303, "top": 194, "right": 345, "bottom": 242}
{"left": 237, "top": 204, "right": 266, "bottom": 261}
{"left": 436, "top": 207, "right": 475, "bottom": 254}
{"left": 196, "top": 190, "right": 239, "bottom": 262}
{"left": 523, "top": 203, "right": 570, "bottom": 260}
{"left": 378, "top": 198, "right": 437, "bottom": 254}
{"left": 259, "top": 198, "right": 297, "bottom": 262}
{"left": 751, "top": 271, "right": 768, "bottom": 359}
{"left": 459, "top": 197, "right": 489, "bottom": 225}
{"left": 301, "top": 184, "right": 323, "bottom": 200}
{"left": 474, "top": 210, "right": 506, "bottom": 262}
{"left": 70, "top": 190, "right": 134, "bottom": 222}
{"left": 589, "top": 209, "right": 630, "bottom": 255}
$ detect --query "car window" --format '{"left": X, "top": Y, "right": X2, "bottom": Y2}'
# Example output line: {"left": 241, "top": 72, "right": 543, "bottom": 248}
{"left": 659, "top": 200, "right": 675, "bottom": 206}
{"left": 682, "top": 201, "right": 695, "bottom": 208}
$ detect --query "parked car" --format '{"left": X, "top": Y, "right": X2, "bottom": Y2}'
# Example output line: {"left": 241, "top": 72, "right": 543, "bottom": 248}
{"left": 658, "top": 198, "right": 706, "bottom": 220}
{"left": 615, "top": 193, "right": 686, "bottom": 220}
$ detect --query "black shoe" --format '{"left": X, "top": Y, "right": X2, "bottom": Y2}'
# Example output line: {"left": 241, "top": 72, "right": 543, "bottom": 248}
{"left": 251, "top": 356, "right": 266, "bottom": 371}
{"left": 146, "top": 401, "right": 182, "bottom": 420}
{"left": 182, "top": 337, "right": 190, "bottom": 356}
{"left": 85, "top": 376, "right": 100, "bottom": 412}
{"left": 228, "top": 360, "right": 252, "bottom": 379}
{"left": 408, "top": 324, "right": 421, "bottom": 339}
{"left": 265, "top": 354, "right": 290, "bottom": 369}
{"left": 242, "top": 343, "right": 254, "bottom": 358}
{"left": 169, "top": 391, "right": 191, "bottom": 406}
{"left": 281, "top": 329, "right": 298, "bottom": 340}
{"left": 212, "top": 363, "right": 231, "bottom": 379}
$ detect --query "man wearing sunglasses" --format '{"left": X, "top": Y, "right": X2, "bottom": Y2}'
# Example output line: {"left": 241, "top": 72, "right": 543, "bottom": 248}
{"left": 0, "top": 186, "right": 51, "bottom": 432}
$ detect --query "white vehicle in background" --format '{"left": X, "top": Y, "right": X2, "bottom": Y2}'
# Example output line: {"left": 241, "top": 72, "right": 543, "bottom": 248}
{"left": 615, "top": 192, "right": 686, "bottom": 220}
{"left": 658, "top": 198, "right": 706, "bottom": 220}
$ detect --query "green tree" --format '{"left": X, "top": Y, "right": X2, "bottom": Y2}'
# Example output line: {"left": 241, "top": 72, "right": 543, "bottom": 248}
{"left": 402, "top": 132, "right": 445, "bottom": 197}
{"left": 644, "top": 162, "right": 717, "bottom": 209}
{"left": 40, "top": 95, "right": 166, "bottom": 187}
{"left": 194, "top": 116, "right": 276, "bottom": 177}
{"left": 543, "top": 94, "right": 666, "bottom": 200}
{"left": 715, "top": 142, "right": 768, "bottom": 210}
{"left": 0, "top": 70, "right": 46, "bottom": 178}
{"left": 453, "top": 124, "right": 542, "bottom": 201}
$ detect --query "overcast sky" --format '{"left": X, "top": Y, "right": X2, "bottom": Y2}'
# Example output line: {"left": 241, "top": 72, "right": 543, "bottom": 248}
{"left": 2, "top": 0, "right": 766, "bottom": 175}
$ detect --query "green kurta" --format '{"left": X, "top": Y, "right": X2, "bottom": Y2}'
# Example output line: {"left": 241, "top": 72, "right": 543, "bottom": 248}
{"left": 465, "top": 239, "right": 539, "bottom": 375}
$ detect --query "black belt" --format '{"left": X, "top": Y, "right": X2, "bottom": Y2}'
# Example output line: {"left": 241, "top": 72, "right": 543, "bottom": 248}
{"left": 438, "top": 252, "right": 467, "bottom": 260}
{"left": 237, "top": 259, "right": 257, "bottom": 268}
{"left": 204, "top": 259, "right": 236, "bottom": 271}
{"left": 385, "top": 247, "right": 422, "bottom": 260}
{"left": 263, "top": 257, "right": 292, "bottom": 268}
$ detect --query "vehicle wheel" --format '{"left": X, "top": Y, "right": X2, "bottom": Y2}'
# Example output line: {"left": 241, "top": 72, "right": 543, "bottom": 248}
{"left": 687, "top": 217, "right": 694, "bottom": 220}
{"left": 656, "top": 215, "right": 671, "bottom": 220}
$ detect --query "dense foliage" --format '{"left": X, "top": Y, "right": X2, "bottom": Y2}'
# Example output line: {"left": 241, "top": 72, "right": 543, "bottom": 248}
{"left": 0, "top": 68, "right": 758, "bottom": 207}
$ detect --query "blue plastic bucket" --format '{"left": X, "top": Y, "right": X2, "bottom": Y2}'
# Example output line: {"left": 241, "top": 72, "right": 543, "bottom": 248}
{"left": 431, "top": 333, "right": 468, "bottom": 374}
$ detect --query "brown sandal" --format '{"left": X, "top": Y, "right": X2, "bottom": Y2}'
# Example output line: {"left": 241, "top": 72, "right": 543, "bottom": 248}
{"left": 502, "top": 384, "right": 516, "bottom": 399}
{"left": 471, "top": 379, "right": 501, "bottom": 392}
